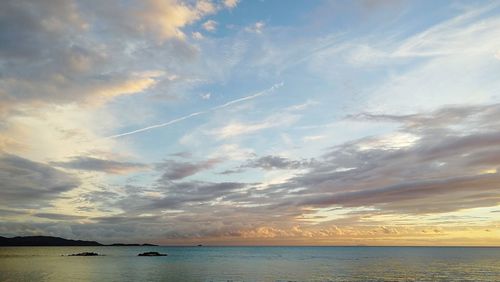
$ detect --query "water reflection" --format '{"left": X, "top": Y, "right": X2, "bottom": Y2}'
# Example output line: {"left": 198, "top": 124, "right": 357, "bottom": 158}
{"left": 0, "top": 247, "right": 499, "bottom": 281}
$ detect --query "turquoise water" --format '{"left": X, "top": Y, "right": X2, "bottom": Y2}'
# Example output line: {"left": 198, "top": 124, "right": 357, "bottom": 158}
{"left": 0, "top": 246, "right": 499, "bottom": 281}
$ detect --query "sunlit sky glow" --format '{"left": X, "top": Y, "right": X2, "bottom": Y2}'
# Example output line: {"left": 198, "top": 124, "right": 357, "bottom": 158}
{"left": 1, "top": 0, "right": 500, "bottom": 245}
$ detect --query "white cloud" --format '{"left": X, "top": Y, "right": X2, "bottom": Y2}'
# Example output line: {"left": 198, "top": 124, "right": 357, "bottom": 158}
{"left": 109, "top": 83, "right": 282, "bottom": 138}
{"left": 201, "top": 92, "right": 211, "bottom": 100}
{"left": 223, "top": 0, "right": 239, "bottom": 9}
{"left": 196, "top": 0, "right": 217, "bottom": 14}
{"left": 286, "top": 100, "right": 319, "bottom": 111}
{"left": 0, "top": 105, "right": 118, "bottom": 162}
{"left": 245, "top": 21, "right": 265, "bottom": 34}
{"left": 357, "top": 132, "right": 420, "bottom": 151}
{"left": 132, "top": 0, "right": 217, "bottom": 40}
{"left": 202, "top": 19, "right": 218, "bottom": 32}
{"left": 213, "top": 122, "right": 270, "bottom": 138}
{"left": 302, "top": 4, "right": 500, "bottom": 115}
{"left": 211, "top": 113, "right": 299, "bottom": 139}
{"left": 393, "top": 4, "right": 500, "bottom": 58}
{"left": 303, "top": 135, "right": 325, "bottom": 142}
{"left": 192, "top": 31, "right": 204, "bottom": 40}
{"left": 210, "top": 144, "right": 255, "bottom": 160}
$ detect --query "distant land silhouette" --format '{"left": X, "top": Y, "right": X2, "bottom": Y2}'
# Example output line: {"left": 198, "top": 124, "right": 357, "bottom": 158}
{"left": 0, "top": 236, "right": 158, "bottom": 246}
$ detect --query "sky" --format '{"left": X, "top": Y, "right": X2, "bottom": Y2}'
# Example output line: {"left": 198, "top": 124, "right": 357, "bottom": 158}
{"left": 0, "top": 0, "right": 500, "bottom": 246}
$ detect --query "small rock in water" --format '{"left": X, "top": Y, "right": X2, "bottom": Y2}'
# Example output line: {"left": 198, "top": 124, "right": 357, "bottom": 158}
{"left": 68, "top": 252, "right": 100, "bottom": 256}
{"left": 138, "top": 251, "right": 167, "bottom": 256}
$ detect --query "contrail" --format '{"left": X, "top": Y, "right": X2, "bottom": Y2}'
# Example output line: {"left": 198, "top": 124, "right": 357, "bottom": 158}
{"left": 107, "top": 82, "right": 283, "bottom": 138}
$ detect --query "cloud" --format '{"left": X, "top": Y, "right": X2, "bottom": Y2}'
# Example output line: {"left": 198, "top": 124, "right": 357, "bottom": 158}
{"left": 157, "top": 158, "right": 221, "bottom": 180}
{"left": 220, "top": 155, "right": 312, "bottom": 174}
{"left": 223, "top": 0, "right": 239, "bottom": 9}
{"left": 246, "top": 155, "right": 311, "bottom": 170}
{"left": 1, "top": 70, "right": 163, "bottom": 110}
{"left": 273, "top": 103, "right": 500, "bottom": 214}
{"left": 0, "top": 0, "right": 89, "bottom": 112}
{"left": 108, "top": 83, "right": 283, "bottom": 138}
{"left": 51, "top": 156, "right": 148, "bottom": 174}
{"left": 192, "top": 31, "right": 204, "bottom": 40}
{"left": 150, "top": 181, "right": 246, "bottom": 208}
{"left": 211, "top": 112, "right": 298, "bottom": 139}
{"left": 114, "top": 181, "right": 248, "bottom": 214}
{"left": 92, "top": 215, "right": 161, "bottom": 224}
{"left": 201, "top": 92, "right": 211, "bottom": 99}
{"left": 0, "top": 209, "right": 27, "bottom": 217}
{"left": 0, "top": 0, "right": 87, "bottom": 59}
{"left": 245, "top": 21, "right": 265, "bottom": 34}
{"left": 249, "top": 156, "right": 308, "bottom": 170}
{"left": 3, "top": 74, "right": 162, "bottom": 110}
{"left": 303, "top": 135, "right": 325, "bottom": 142}
{"left": 219, "top": 168, "right": 245, "bottom": 175}
{"left": 210, "top": 144, "right": 255, "bottom": 160}
{"left": 213, "top": 122, "right": 273, "bottom": 139}
{"left": 33, "top": 213, "right": 87, "bottom": 221}
{"left": 219, "top": 155, "right": 311, "bottom": 175}
{"left": 298, "top": 3, "right": 500, "bottom": 115}
{"left": 0, "top": 0, "right": 176, "bottom": 114}
{"left": 298, "top": 174, "right": 500, "bottom": 214}
{"left": 134, "top": 0, "right": 213, "bottom": 40}
{"left": 392, "top": 3, "right": 500, "bottom": 58}
{"left": 0, "top": 154, "right": 80, "bottom": 208}
{"left": 1, "top": 1, "right": 499, "bottom": 245}
{"left": 202, "top": 19, "right": 217, "bottom": 32}
{"left": 0, "top": 0, "right": 227, "bottom": 116}
{"left": 169, "top": 151, "right": 193, "bottom": 158}
{"left": 84, "top": 0, "right": 217, "bottom": 41}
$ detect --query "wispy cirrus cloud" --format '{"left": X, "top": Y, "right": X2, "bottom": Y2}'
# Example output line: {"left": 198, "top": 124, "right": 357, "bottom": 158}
{"left": 108, "top": 82, "right": 283, "bottom": 138}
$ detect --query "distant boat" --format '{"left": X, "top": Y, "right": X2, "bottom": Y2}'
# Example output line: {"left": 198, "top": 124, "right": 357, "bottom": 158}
{"left": 197, "top": 244, "right": 203, "bottom": 247}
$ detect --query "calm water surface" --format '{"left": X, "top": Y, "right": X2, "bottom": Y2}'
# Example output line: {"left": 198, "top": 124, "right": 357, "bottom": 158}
{"left": 0, "top": 246, "right": 499, "bottom": 281}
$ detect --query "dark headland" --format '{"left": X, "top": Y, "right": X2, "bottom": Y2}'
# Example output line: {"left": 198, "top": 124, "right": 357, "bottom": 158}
{"left": 0, "top": 236, "right": 158, "bottom": 246}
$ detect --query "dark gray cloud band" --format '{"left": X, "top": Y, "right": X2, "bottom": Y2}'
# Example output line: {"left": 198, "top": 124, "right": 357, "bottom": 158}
{"left": 51, "top": 156, "right": 148, "bottom": 174}
{"left": 0, "top": 153, "right": 80, "bottom": 208}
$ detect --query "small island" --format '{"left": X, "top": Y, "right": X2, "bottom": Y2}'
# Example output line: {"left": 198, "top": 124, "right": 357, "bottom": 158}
{"left": 68, "top": 252, "right": 100, "bottom": 256}
{"left": 138, "top": 251, "right": 167, "bottom": 256}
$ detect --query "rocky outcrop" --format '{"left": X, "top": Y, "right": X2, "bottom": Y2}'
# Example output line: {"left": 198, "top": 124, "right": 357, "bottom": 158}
{"left": 68, "top": 252, "right": 100, "bottom": 256}
{"left": 138, "top": 251, "right": 167, "bottom": 256}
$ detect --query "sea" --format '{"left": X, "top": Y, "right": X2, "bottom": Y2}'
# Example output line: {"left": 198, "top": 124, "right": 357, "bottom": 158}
{"left": 0, "top": 246, "right": 499, "bottom": 281}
